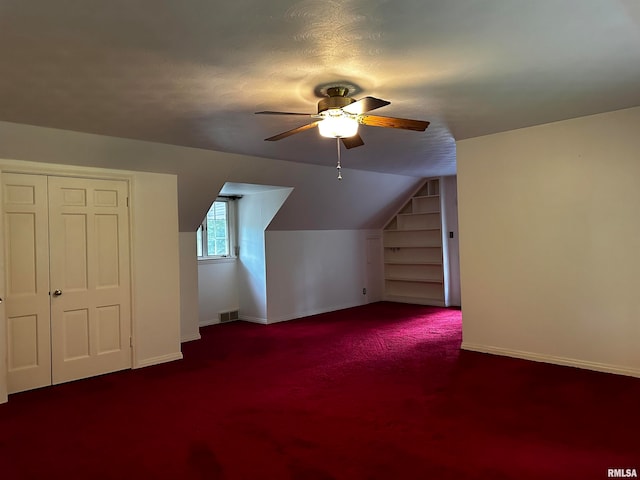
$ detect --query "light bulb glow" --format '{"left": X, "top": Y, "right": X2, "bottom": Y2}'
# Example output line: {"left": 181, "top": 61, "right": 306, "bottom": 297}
{"left": 318, "top": 110, "right": 359, "bottom": 138}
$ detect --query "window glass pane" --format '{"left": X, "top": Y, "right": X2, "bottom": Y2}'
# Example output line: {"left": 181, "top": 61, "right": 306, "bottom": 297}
{"left": 206, "top": 201, "right": 229, "bottom": 256}
{"left": 197, "top": 200, "right": 234, "bottom": 259}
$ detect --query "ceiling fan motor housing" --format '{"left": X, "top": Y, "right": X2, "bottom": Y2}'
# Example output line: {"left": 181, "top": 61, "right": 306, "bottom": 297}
{"left": 317, "top": 87, "right": 355, "bottom": 113}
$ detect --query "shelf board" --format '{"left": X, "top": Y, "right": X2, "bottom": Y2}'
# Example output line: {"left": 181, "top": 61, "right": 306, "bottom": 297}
{"left": 385, "top": 247, "right": 441, "bottom": 250}
{"left": 385, "top": 276, "right": 444, "bottom": 284}
{"left": 384, "top": 227, "right": 441, "bottom": 232}
{"left": 384, "top": 294, "right": 445, "bottom": 307}
{"left": 397, "top": 211, "right": 440, "bottom": 217}
{"left": 384, "top": 245, "right": 441, "bottom": 249}
{"left": 413, "top": 195, "right": 440, "bottom": 199}
{"left": 384, "top": 261, "right": 443, "bottom": 265}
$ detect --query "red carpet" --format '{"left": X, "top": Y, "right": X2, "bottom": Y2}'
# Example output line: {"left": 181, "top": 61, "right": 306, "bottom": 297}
{"left": 1, "top": 302, "right": 638, "bottom": 479}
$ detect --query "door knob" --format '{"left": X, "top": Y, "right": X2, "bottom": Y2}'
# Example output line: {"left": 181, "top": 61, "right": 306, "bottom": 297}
{"left": 53, "top": 289, "right": 63, "bottom": 296}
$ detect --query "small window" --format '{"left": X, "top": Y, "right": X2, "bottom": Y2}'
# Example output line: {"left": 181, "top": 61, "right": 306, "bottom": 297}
{"left": 197, "top": 199, "right": 236, "bottom": 259}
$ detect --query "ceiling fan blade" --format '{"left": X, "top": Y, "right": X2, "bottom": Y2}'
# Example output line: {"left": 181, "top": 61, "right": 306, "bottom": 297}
{"left": 255, "top": 111, "right": 313, "bottom": 116}
{"left": 342, "top": 97, "right": 390, "bottom": 115}
{"left": 264, "top": 121, "right": 320, "bottom": 141}
{"left": 341, "top": 134, "right": 365, "bottom": 149}
{"left": 359, "top": 114, "right": 430, "bottom": 131}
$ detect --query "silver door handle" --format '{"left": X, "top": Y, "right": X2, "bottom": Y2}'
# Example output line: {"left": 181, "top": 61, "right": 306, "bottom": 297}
{"left": 53, "top": 289, "right": 62, "bottom": 296}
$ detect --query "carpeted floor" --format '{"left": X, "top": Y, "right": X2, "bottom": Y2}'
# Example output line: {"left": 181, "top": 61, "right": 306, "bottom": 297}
{"left": 1, "top": 302, "right": 638, "bottom": 479}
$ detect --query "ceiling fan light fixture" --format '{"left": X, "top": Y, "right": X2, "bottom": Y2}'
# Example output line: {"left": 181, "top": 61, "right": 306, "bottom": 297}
{"left": 318, "top": 109, "right": 359, "bottom": 138}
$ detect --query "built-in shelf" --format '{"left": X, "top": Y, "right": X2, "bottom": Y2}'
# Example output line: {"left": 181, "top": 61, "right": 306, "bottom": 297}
{"left": 382, "top": 177, "right": 445, "bottom": 306}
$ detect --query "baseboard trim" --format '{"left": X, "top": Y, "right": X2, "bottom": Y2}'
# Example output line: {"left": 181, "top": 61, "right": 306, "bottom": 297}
{"left": 135, "top": 352, "right": 183, "bottom": 369}
{"left": 240, "top": 315, "right": 268, "bottom": 325}
{"left": 199, "top": 318, "right": 220, "bottom": 327}
{"left": 461, "top": 342, "right": 640, "bottom": 378}
{"left": 181, "top": 332, "right": 201, "bottom": 343}
{"left": 266, "top": 301, "right": 367, "bottom": 324}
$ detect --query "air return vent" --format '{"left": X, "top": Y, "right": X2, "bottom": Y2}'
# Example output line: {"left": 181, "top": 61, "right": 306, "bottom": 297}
{"left": 219, "top": 310, "right": 239, "bottom": 323}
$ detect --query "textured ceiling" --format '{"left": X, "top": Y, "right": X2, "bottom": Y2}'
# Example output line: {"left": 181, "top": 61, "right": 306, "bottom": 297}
{"left": 0, "top": 0, "right": 639, "bottom": 177}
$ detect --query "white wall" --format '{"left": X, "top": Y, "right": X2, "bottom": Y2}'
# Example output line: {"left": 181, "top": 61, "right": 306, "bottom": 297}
{"left": 237, "top": 189, "right": 292, "bottom": 323}
{"left": 196, "top": 189, "right": 383, "bottom": 327}
{"left": 0, "top": 159, "right": 182, "bottom": 402}
{"left": 265, "top": 230, "right": 375, "bottom": 322}
{"left": 198, "top": 259, "right": 238, "bottom": 326}
{"left": 197, "top": 228, "right": 383, "bottom": 326}
{"left": 457, "top": 106, "right": 640, "bottom": 377}
{"left": 179, "top": 232, "right": 200, "bottom": 342}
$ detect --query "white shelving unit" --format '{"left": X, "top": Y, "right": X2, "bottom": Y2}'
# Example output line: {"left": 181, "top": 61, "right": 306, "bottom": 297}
{"left": 383, "top": 178, "right": 446, "bottom": 306}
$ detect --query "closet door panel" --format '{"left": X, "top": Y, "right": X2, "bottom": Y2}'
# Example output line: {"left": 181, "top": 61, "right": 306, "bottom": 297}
{"left": 48, "top": 176, "right": 131, "bottom": 384}
{"left": 2, "top": 173, "right": 51, "bottom": 393}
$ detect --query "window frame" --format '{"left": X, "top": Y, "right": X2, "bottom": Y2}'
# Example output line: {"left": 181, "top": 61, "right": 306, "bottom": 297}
{"left": 197, "top": 197, "right": 238, "bottom": 262}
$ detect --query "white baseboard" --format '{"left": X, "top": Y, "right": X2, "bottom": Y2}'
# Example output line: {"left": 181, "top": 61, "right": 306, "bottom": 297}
{"left": 240, "top": 315, "right": 268, "bottom": 325}
{"left": 266, "top": 301, "right": 367, "bottom": 324}
{"left": 134, "top": 351, "right": 183, "bottom": 369}
{"left": 181, "top": 332, "right": 201, "bottom": 343}
{"left": 199, "top": 318, "right": 220, "bottom": 327}
{"left": 201, "top": 316, "right": 260, "bottom": 326}
{"left": 461, "top": 342, "right": 640, "bottom": 378}
{"left": 201, "top": 302, "right": 368, "bottom": 326}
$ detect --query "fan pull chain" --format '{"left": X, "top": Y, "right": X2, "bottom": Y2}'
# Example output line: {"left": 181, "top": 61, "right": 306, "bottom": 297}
{"left": 336, "top": 138, "right": 342, "bottom": 180}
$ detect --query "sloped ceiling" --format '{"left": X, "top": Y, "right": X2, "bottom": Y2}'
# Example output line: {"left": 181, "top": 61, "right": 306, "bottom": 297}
{"left": 1, "top": 0, "right": 639, "bottom": 178}
{"left": 0, "top": 120, "right": 424, "bottom": 231}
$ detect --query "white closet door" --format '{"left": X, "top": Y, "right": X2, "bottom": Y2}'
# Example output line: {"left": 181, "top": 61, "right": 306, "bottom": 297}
{"left": 48, "top": 176, "right": 132, "bottom": 384}
{"left": 2, "top": 173, "right": 51, "bottom": 393}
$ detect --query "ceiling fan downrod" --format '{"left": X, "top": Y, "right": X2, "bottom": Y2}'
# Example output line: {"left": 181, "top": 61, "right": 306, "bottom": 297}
{"left": 336, "top": 138, "right": 342, "bottom": 180}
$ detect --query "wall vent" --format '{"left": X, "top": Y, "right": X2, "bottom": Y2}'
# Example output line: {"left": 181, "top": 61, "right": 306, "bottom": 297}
{"left": 219, "top": 310, "right": 239, "bottom": 323}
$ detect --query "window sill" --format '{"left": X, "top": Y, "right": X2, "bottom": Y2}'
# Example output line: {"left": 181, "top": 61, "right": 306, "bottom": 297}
{"left": 197, "top": 256, "right": 237, "bottom": 265}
